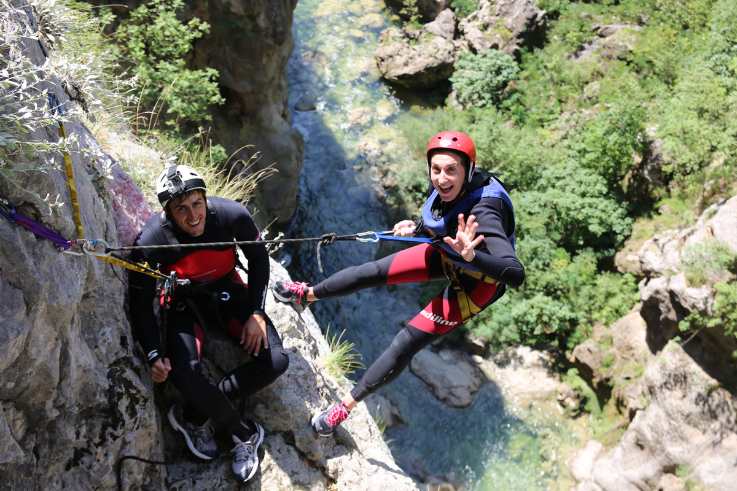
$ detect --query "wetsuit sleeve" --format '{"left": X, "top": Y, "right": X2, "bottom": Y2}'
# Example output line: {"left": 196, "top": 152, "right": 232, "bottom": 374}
{"left": 230, "top": 206, "right": 269, "bottom": 312}
{"left": 127, "top": 238, "right": 163, "bottom": 365}
{"left": 468, "top": 197, "right": 525, "bottom": 288}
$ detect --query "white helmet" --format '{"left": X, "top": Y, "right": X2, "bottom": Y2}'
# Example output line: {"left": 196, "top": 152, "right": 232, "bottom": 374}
{"left": 156, "top": 164, "right": 207, "bottom": 208}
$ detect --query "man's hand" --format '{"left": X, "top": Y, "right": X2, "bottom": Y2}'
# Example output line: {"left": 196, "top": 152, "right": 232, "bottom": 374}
{"left": 151, "top": 357, "right": 171, "bottom": 383}
{"left": 240, "top": 313, "right": 269, "bottom": 356}
{"left": 392, "top": 219, "right": 416, "bottom": 237}
{"left": 443, "top": 213, "right": 484, "bottom": 262}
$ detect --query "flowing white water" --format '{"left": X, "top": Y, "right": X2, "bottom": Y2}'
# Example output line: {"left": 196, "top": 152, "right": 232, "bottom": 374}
{"left": 285, "top": 1, "right": 574, "bottom": 487}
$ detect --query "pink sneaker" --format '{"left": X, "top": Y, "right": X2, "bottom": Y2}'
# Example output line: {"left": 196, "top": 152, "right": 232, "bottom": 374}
{"left": 273, "top": 280, "right": 310, "bottom": 312}
{"left": 311, "top": 402, "right": 350, "bottom": 437}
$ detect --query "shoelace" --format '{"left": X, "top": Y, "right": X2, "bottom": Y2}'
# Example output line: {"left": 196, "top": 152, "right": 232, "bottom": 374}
{"left": 287, "top": 281, "right": 308, "bottom": 301}
{"left": 232, "top": 440, "right": 255, "bottom": 463}
{"left": 325, "top": 403, "right": 349, "bottom": 427}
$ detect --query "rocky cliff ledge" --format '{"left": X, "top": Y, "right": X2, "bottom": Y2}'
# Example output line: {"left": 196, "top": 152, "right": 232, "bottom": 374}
{"left": 570, "top": 197, "right": 737, "bottom": 490}
{"left": 0, "top": 4, "right": 415, "bottom": 487}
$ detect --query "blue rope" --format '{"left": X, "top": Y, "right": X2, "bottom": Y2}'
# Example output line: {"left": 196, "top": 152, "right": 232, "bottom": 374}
{"left": 375, "top": 233, "right": 434, "bottom": 244}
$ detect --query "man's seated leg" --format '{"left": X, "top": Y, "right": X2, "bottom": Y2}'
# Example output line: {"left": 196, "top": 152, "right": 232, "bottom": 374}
{"left": 219, "top": 318, "right": 289, "bottom": 400}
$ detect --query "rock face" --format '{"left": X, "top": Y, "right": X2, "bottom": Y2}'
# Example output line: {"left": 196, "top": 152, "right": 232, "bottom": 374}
{"left": 0, "top": 6, "right": 162, "bottom": 488}
{"left": 375, "top": 9, "right": 460, "bottom": 89}
{"left": 570, "top": 195, "right": 737, "bottom": 490}
{"left": 0, "top": 4, "right": 417, "bottom": 488}
{"left": 578, "top": 342, "right": 737, "bottom": 491}
{"left": 375, "top": 0, "right": 546, "bottom": 89}
{"left": 637, "top": 196, "right": 737, "bottom": 363}
{"left": 191, "top": 0, "right": 304, "bottom": 225}
{"left": 459, "top": 0, "right": 546, "bottom": 55}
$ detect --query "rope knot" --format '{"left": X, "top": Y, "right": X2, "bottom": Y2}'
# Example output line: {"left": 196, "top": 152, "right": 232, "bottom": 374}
{"left": 319, "top": 233, "right": 337, "bottom": 246}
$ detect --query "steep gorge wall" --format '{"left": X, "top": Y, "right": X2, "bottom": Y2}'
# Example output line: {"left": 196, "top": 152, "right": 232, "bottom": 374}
{"left": 190, "top": 0, "right": 303, "bottom": 225}
{"left": 0, "top": 4, "right": 162, "bottom": 488}
{"left": 570, "top": 197, "right": 737, "bottom": 490}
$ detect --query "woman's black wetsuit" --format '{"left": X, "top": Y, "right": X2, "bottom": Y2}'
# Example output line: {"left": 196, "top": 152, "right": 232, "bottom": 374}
{"left": 128, "top": 196, "right": 288, "bottom": 433}
{"left": 312, "top": 172, "right": 524, "bottom": 401}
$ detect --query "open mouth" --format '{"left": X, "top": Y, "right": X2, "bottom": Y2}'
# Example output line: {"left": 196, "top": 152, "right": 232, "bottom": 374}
{"left": 188, "top": 218, "right": 201, "bottom": 227}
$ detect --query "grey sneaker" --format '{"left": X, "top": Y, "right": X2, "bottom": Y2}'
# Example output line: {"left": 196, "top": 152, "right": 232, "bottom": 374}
{"left": 272, "top": 280, "right": 310, "bottom": 312}
{"left": 311, "top": 402, "right": 350, "bottom": 437}
{"left": 231, "top": 421, "right": 265, "bottom": 483}
{"left": 167, "top": 404, "right": 218, "bottom": 460}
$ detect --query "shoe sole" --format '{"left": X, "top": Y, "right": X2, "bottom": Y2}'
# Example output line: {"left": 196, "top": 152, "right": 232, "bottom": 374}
{"left": 238, "top": 422, "right": 265, "bottom": 483}
{"left": 167, "top": 406, "right": 215, "bottom": 461}
{"left": 310, "top": 413, "right": 335, "bottom": 438}
{"left": 272, "top": 288, "right": 305, "bottom": 313}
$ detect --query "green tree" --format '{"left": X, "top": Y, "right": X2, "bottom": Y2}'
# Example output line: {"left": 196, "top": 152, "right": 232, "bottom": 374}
{"left": 451, "top": 49, "right": 520, "bottom": 109}
{"left": 114, "top": 0, "right": 224, "bottom": 130}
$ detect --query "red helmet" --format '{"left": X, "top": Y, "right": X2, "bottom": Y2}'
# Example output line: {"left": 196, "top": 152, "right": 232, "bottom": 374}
{"left": 426, "top": 131, "right": 477, "bottom": 182}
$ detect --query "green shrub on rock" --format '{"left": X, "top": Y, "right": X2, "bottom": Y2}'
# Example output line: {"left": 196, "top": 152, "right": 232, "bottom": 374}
{"left": 114, "top": 0, "right": 224, "bottom": 130}
{"left": 450, "top": 49, "right": 520, "bottom": 109}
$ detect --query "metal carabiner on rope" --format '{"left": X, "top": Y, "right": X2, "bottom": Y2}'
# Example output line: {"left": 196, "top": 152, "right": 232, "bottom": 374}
{"left": 70, "top": 238, "right": 110, "bottom": 256}
{"left": 354, "top": 231, "right": 380, "bottom": 243}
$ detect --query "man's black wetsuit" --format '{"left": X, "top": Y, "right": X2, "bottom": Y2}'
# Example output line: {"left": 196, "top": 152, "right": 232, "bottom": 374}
{"left": 128, "top": 196, "right": 288, "bottom": 433}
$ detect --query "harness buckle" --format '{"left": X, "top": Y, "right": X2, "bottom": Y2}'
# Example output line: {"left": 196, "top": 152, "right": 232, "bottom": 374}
{"left": 219, "top": 291, "right": 230, "bottom": 302}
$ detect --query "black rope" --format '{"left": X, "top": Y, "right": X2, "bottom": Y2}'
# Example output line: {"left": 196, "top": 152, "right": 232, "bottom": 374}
{"left": 105, "top": 232, "right": 360, "bottom": 253}
{"left": 116, "top": 455, "right": 171, "bottom": 491}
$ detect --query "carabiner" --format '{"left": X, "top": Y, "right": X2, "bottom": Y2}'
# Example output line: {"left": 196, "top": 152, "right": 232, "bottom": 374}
{"left": 354, "top": 231, "right": 380, "bottom": 243}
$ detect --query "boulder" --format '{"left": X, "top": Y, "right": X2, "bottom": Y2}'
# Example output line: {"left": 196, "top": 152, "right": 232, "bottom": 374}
{"left": 569, "top": 440, "right": 604, "bottom": 483}
{"left": 375, "top": 10, "right": 460, "bottom": 89}
{"left": 458, "top": 0, "right": 546, "bottom": 55}
{"left": 410, "top": 348, "right": 483, "bottom": 407}
{"left": 574, "top": 24, "right": 642, "bottom": 62}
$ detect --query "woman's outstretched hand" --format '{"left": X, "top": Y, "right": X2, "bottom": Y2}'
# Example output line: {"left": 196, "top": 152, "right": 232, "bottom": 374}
{"left": 443, "top": 214, "right": 484, "bottom": 262}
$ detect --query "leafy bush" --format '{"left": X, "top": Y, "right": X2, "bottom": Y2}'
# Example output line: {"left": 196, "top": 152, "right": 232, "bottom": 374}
{"left": 681, "top": 240, "right": 737, "bottom": 286}
{"left": 450, "top": 0, "right": 479, "bottom": 18}
{"left": 680, "top": 281, "right": 737, "bottom": 358}
{"left": 468, "top": 292, "right": 578, "bottom": 348}
{"left": 567, "top": 102, "right": 647, "bottom": 189}
{"left": 516, "top": 163, "right": 632, "bottom": 255}
{"left": 451, "top": 49, "right": 519, "bottom": 109}
{"left": 114, "top": 0, "right": 224, "bottom": 130}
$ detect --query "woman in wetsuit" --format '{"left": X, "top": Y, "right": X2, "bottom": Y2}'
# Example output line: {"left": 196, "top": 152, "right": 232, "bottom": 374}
{"left": 273, "top": 131, "right": 524, "bottom": 436}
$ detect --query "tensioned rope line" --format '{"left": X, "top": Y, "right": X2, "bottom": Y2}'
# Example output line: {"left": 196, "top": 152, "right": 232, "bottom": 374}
{"left": 102, "top": 231, "right": 432, "bottom": 252}
{"left": 98, "top": 231, "right": 436, "bottom": 274}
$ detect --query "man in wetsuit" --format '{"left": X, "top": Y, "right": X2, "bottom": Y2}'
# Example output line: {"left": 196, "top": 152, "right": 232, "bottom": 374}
{"left": 128, "top": 164, "right": 289, "bottom": 482}
{"left": 273, "top": 131, "right": 524, "bottom": 436}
